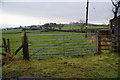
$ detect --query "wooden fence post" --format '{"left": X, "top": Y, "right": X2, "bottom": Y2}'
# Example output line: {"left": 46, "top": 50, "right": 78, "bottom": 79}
{"left": 3, "top": 38, "right": 7, "bottom": 53}
{"left": 7, "top": 39, "right": 10, "bottom": 54}
{"left": 97, "top": 30, "right": 101, "bottom": 54}
{"left": 98, "top": 35, "right": 101, "bottom": 54}
{"left": 22, "top": 30, "right": 29, "bottom": 60}
{"left": 117, "top": 35, "right": 120, "bottom": 54}
{"left": 118, "top": 42, "right": 120, "bottom": 53}
{"left": 111, "top": 35, "right": 120, "bottom": 53}
{"left": 111, "top": 35, "right": 116, "bottom": 53}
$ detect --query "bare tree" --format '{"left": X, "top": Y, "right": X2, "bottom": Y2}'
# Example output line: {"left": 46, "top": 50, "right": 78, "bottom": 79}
{"left": 111, "top": 0, "right": 120, "bottom": 18}
{"left": 79, "top": 20, "right": 85, "bottom": 30}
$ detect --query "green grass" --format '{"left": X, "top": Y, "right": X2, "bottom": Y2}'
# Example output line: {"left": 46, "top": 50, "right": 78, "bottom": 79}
{"left": 55, "top": 24, "right": 109, "bottom": 30}
{"left": 2, "top": 53, "right": 119, "bottom": 78}
{"left": 2, "top": 30, "right": 97, "bottom": 57}
{"left": 2, "top": 32, "right": 22, "bottom": 55}
{"left": 2, "top": 30, "right": 79, "bottom": 55}
{"left": 2, "top": 29, "right": 22, "bottom": 33}
{"left": 2, "top": 29, "right": 119, "bottom": 78}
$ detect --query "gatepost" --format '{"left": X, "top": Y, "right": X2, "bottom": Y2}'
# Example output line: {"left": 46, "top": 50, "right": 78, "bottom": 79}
{"left": 22, "top": 30, "right": 29, "bottom": 60}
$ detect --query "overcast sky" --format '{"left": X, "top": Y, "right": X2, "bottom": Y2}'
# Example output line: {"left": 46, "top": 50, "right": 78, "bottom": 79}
{"left": 0, "top": 0, "right": 114, "bottom": 28}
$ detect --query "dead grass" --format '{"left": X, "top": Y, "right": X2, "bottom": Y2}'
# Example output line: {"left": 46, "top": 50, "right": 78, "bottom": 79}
{"left": 2, "top": 53, "right": 119, "bottom": 78}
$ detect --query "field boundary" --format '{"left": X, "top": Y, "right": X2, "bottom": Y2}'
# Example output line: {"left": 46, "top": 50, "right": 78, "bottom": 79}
{"left": 1, "top": 29, "right": 119, "bottom": 60}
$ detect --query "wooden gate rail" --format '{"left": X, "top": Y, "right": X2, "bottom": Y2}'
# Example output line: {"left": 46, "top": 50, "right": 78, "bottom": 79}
{"left": 97, "top": 34, "right": 119, "bottom": 54}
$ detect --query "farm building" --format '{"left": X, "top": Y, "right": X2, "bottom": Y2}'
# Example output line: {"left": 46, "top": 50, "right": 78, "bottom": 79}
{"left": 110, "top": 15, "right": 120, "bottom": 42}
{"left": 110, "top": 15, "right": 120, "bottom": 52}
{"left": 110, "top": 15, "right": 120, "bottom": 36}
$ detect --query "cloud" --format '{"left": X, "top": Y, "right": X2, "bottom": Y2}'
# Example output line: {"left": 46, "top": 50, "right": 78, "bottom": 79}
{"left": 2, "top": 2, "right": 86, "bottom": 21}
{"left": 0, "top": 2, "right": 113, "bottom": 28}
{"left": 2, "top": 0, "right": 111, "bottom": 2}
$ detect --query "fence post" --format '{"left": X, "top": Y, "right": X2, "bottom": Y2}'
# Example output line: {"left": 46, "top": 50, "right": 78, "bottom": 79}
{"left": 7, "top": 39, "right": 10, "bottom": 54}
{"left": 3, "top": 38, "right": 7, "bottom": 53}
{"left": 97, "top": 35, "right": 101, "bottom": 54}
{"left": 97, "top": 30, "right": 102, "bottom": 54}
{"left": 118, "top": 42, "right": 120, "bottom": 53}
{"left": 111, "top": 35, "right": 116, "bottom": 53}
{"left": 117, "top": 35, "right": 120, "bottom": 54}
{"left": 111, "top": 35, "right": 120, "bottom": 53}
{"left": 22, "top": 30, "right": 29, "bottom": 60}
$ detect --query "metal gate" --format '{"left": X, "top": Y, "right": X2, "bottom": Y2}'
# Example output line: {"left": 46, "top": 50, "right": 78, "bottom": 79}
{"left": 28, "top": 33, "right": 98, "bottom": 58}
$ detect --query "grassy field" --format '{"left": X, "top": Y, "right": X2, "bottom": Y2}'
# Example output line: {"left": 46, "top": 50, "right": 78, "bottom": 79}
{"left": 2, "top": 53, "right": 119, "bottom": 78}
{"left": 55, "top": 24, "right": 109, "bottom": 30}
{"left": 2, "top": 30, "right": 77, "bottom": 55}
{"left": 2, "top": 29, "right": 97, "bottom": 57}
{"left": 1, "top": 28, "right": 119, "bottom": 79}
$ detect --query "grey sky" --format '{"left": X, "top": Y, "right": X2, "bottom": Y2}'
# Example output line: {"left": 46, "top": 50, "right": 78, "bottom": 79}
{"left": 0, "top": 1, "right": 113, "bottom": 28}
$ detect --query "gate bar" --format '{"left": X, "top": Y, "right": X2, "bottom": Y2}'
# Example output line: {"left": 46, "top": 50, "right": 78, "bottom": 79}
{"left": 28, "top": 33, "right": 96, "bottom": 36}
{"left": 30, "top": 45, "right": 96, "bottom": 50}
{"left": 31, "top": 53, "right": 97, "bottom": 58}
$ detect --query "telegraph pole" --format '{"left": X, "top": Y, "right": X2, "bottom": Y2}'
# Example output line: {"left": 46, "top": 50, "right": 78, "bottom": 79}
{"left": 85, "top": 0, "right": 89, "bottom": 38}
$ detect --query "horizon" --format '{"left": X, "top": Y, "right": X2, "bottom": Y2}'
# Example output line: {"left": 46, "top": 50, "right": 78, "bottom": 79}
{"left": 0, "top": 22, "right": 109, "bottom": 29}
